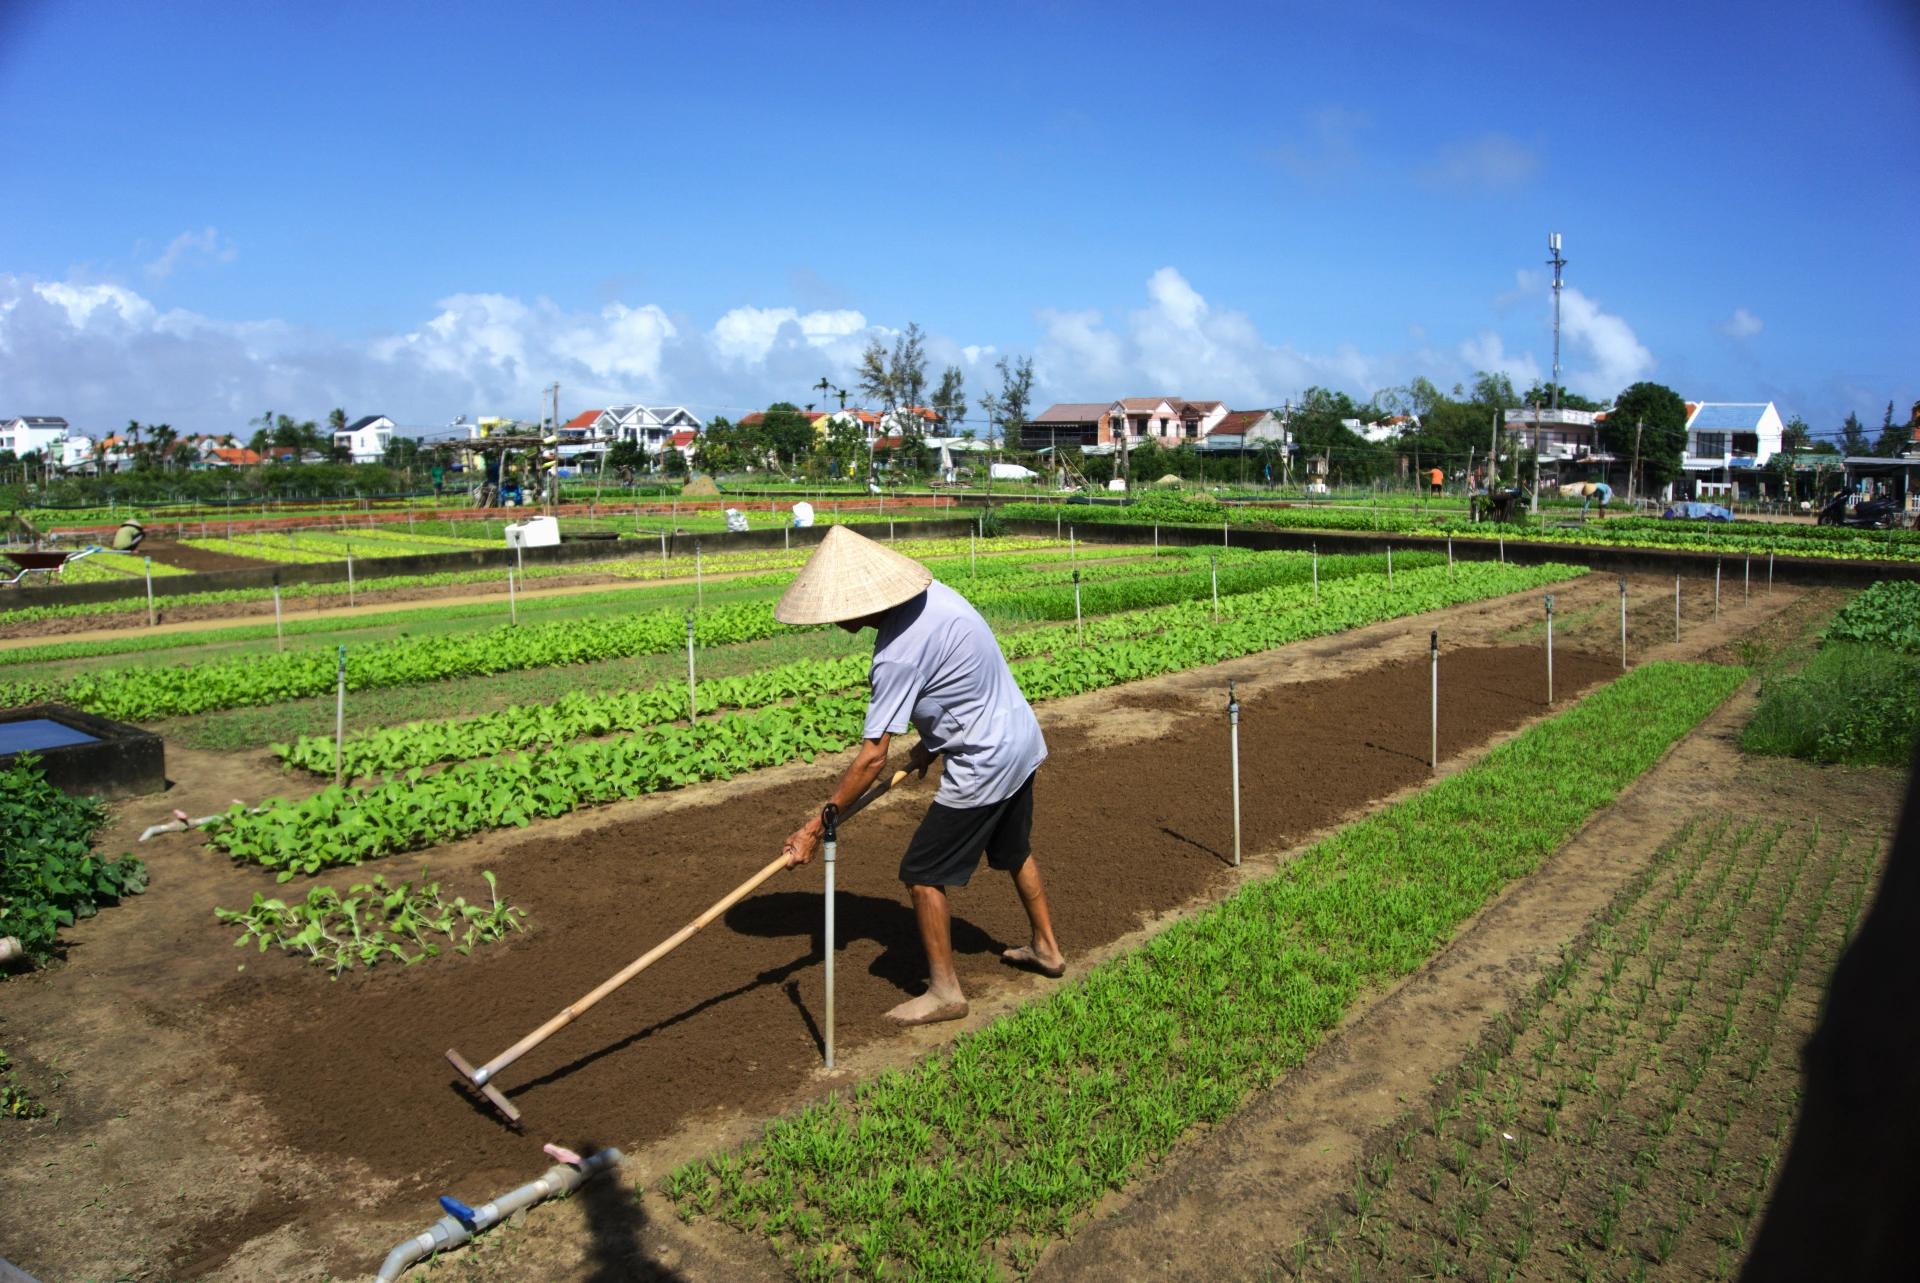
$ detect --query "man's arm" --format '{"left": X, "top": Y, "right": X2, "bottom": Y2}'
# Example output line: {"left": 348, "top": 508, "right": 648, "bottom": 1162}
{"left": 784, "top": 732, "right": 892, "bottom": 867}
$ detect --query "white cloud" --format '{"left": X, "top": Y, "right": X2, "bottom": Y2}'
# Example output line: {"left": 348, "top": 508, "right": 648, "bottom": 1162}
{"left": 0, "top": 265, "right": 1659, "bottom": 435}
{"left": 144, "top": 227, "right": 237, "bottom": 281}
{"left": 709, "top": 305, "right": 866, "bottom": 364}
{"left": 1717, "top": 307, "right": 1764, "bottom": 339}
{"left": 1457, "top": 331, "right": 1542, "bottom": 388}
{"left": 1033, "top": 267, "right": 1375, "bottom": 406}
{"left": 1417, "top": 133, "right": 1540, "bottom": 192}
{"left": 1559, "top": 287, "right": 1655, "bottom": 395}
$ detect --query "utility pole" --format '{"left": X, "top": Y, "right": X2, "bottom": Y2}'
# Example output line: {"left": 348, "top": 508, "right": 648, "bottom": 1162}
{"left": 1629, "top": 419, "right": 1645, "bottom": 505}
{"left": 1547, "top": 232, "right": 1567, "bottom": 413}
{"left": 1490, "top": 409, "right": 1501, "bottom": 490}
{"left": 1530, "top": 401, "right": 1541, "bottom": 514}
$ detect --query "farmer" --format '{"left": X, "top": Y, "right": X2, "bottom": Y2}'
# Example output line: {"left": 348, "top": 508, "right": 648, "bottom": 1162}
{"left": 1582, "top": 481, "right": 1613, "bottom": 519}
{"left": 1428, "top": 465, "right": 1444, "bottom": 496}
{"left": 778, "top": 526, "right": 1063, "bottom": 1026}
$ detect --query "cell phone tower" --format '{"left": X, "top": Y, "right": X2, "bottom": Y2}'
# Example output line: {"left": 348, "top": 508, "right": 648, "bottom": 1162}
{"left": 1547, "top": 232, "right": 1567, "bottom": 413}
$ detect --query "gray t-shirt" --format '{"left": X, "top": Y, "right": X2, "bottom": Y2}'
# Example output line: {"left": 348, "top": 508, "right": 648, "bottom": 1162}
{"left": 863, "top": 580, "right": 1047, "bottom": 809}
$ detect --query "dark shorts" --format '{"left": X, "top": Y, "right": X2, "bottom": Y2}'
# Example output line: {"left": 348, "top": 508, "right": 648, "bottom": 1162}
{"left": 898, "top": 771, "right": 1037, "bottom": 888}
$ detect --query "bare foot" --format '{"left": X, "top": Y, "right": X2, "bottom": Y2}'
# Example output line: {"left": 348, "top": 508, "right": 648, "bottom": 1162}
{"left": 1000, "top": 944, "right": 1066, "bottom": 978}
{"left": 885, "top": 992, "right": 969, "bottom": 1026}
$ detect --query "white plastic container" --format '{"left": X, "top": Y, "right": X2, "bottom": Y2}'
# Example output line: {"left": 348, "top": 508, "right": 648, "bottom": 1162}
{"left": 504, "top": 515, "right": 561, "bottom": 549}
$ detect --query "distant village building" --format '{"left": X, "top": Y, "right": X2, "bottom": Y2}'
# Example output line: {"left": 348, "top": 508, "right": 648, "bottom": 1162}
{"left": 1020, "top": 399, "right": 1231, "bottom": 452}
{"left": 2, "top": 416, "right": 69, "bottom": 459}
{"left": 334, "top": 415, "right": 395, "bottom": 464}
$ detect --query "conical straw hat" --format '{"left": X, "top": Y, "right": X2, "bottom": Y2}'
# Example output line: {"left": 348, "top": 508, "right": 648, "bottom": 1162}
{"left": 775, "top": 525, "right": 934, "bottom": 625}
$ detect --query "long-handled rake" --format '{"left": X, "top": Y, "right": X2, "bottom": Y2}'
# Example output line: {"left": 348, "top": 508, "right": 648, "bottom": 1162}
{"left": 448, "top": 767, "right": 911, "bottom": 1122}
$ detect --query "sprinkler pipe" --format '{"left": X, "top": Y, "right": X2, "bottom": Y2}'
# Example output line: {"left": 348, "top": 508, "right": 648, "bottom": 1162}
{"left": 1227, "top": 682, "right": 1242, "bottom": 868}
{"left": 1619, "top": 578, "right": 1628, "bottom": 671}
{"left": 823, "top": 801, "right": 839, "bottom": 1069}
{"left": 373, "top": 1146, "right": 624, "bottom": 1282}
{"left": 1545, "top": 595, "right": 1555, "bottom": 706}
{"left": 1429, "top": 630, "right": 1439, "bottom": 771}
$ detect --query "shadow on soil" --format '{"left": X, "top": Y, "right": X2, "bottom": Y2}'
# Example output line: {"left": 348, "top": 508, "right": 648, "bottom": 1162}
{"left": 569, "top": 1136, "right": 686, "bottom": 1283}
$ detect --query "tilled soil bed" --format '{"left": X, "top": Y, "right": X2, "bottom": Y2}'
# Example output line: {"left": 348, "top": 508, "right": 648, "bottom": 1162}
{"left": 119, "top": 644, "right": 1615, "bottom": 1275}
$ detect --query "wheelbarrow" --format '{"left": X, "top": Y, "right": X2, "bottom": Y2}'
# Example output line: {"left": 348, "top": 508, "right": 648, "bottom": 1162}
{"left": 2, "top": 545, "right": 104, "bottom": 587}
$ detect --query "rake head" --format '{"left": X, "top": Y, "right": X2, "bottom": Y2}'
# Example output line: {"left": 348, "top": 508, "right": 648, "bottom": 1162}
{"left": 446, "top": 1047, "right": 520, "bottom": 1123}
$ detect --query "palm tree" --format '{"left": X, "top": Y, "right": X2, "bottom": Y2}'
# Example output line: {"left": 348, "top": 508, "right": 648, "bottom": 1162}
{"left": 148, "top": 423, "right": 178, "bottom": 471}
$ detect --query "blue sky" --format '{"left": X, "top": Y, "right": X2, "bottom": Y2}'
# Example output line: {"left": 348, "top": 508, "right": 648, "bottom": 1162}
{"left": 3, "top": 0, "right": 1916, "bottom": 440}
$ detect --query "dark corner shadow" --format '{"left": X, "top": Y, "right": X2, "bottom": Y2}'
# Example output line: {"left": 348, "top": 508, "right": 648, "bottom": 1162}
{"left": 571, "top": 1136, "right": 687, "bottom": 1283}
{"left": 506, "top": 889, "right": 1005, "bottom": 1100}
{"left": 1159, "top": 825, "right": 1232, "bottom": 866}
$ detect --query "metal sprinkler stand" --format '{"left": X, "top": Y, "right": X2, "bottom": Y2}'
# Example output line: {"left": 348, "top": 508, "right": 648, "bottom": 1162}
{"left": 1429, "top": 630, "right": 1439, "bottom": 771}
{"left": 1227, "top": 682, "right": 1242, "bottom": 868}
{"left": 1545, "top": 594, "right": 1555, "bottom": 705}
{"left": 822, "top": 802, "right": 839, "bottom": 1069}
{"left": 685, "top": 612, "right": 698, "bottom": 721}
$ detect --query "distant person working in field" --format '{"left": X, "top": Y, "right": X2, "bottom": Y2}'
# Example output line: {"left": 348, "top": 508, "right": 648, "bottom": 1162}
{"left": 1428, "top": 465, "right": 1444, "bottom": 496}
{"left": 778, "top": 526, "right": 1064, "bottom": 1026}
{"left": 1568, "top": 481, "right": 1613, "bottom": 518}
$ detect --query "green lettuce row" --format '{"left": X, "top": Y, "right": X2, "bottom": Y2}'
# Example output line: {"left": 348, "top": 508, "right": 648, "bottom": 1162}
{"left": 278, "top": 654, "right": 874, "bottom": 777}
{"left": 212, "top": 561, "right": 1585, "bottom": 873}
{"left": 1825, "top": 580, "right": 1920, "bottom": 654}
{"left": 0, "top": 531, "right": 1058, "bottom": 629}
{"left": 667, "top": 660, "right": 1747, "bottom": 1280}
{"left": 274, "top": 550, "right": 1443, "bottom": 778}
{"left": 0, "top": 547, "right": 1290, "bottom": 720}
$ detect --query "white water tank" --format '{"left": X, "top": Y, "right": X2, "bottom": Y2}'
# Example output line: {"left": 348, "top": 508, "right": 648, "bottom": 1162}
{"left": 504, "top": 515, "right": 560, "bottom": 549}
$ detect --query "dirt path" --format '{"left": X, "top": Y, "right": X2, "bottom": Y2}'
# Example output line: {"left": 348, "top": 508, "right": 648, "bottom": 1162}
{"left": 0, "top": 575, "right": 1804, "bottom": 1282}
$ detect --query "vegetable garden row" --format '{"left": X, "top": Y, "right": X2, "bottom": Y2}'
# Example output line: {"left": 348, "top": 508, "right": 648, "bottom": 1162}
{"left": 1002, "top": 495, "right": 1920, "bottom": 563}
{"left": 211, "top": 558, "right": 1580, "bottom": 876}
{"left": 662, "top": 660, "right": 1748, "bottom": 1280}
{"left": 0, "top": 532, "right": 1065, "bottom": 630}
{"left": 0, "top": 545, "right": 1423, "bottom": 716}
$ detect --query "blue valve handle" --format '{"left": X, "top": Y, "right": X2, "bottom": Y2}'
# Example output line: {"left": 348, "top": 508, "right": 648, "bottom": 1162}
{"left": 439, "top": 1195, "right": 478, "bottom": 1229}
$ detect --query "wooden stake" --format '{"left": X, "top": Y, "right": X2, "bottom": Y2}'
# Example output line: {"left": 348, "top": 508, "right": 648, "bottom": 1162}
{"left": 144, "top": 557, "right": 155, "bottom": 627}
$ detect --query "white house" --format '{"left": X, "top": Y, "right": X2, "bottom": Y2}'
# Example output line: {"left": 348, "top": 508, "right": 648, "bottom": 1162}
{"left": 58, "top": 432, "right": 100, "bottom": 472}
{"left": 1199, "top": 409, "right": 1293, "bottom": 453}
{"left": 1504, "top": 407, "right": 1603, "bottom": 461}
{"left": 1683, "top": 402, "right": 1784, "bottom": 472}
{"left": 335, "top": 415, "right": 395, "bottom": 463}
{"left": 3, "top": 416, "right": 69, "bottom": 459}
{"left": 596, "top": 405, "right": 703, "bottom": 455}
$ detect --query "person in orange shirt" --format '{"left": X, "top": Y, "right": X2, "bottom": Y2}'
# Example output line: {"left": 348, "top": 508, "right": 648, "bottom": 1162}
{"left": 1428, "top": 465, "right": 1444, "bottom": 496}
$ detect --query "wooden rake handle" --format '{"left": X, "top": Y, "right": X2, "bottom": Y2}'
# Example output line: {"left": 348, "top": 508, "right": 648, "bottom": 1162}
{"left": 472, "top": 767, "right": 911, "bottom": 1085}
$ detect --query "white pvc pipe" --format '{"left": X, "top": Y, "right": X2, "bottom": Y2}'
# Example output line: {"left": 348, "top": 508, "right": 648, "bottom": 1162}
{"left": 1227, "top": 684, "right": 1242, "bottom": 867}
{"left": 824, "top": 820, "right": 837, "bottom": 1069}
{"left": 375, "top": 1149, "right": 623, "bottom": 1282}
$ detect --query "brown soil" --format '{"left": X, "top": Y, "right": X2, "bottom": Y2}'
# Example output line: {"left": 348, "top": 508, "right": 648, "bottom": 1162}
{"left": 144, "top": 540, "right": 269, "bottom": 573}
{"left": 0, "top": 645, "right": 1615, "bottom": 1281}
{"left": 0, "top": 573, "right": 1806, "bottom": 1281}
{"left": 227, "top": 649, "right": 1620, "bottom": 1212}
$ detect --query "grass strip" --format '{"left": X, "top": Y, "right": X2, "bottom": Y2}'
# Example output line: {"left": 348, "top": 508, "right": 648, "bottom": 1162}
{"left": 665, "top": 659, "right": 1747, "bottom": 1281}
